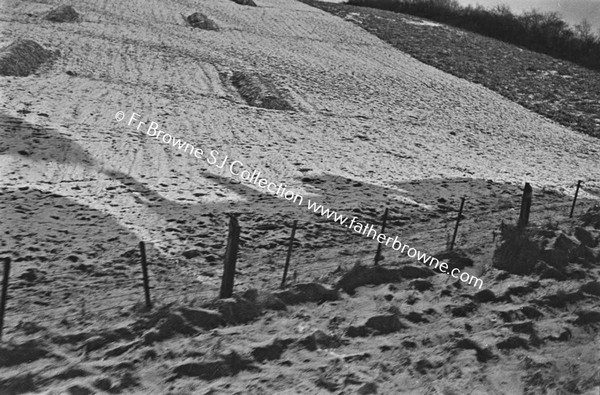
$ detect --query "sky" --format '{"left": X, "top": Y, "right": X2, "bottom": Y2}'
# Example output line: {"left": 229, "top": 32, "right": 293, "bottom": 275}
{"left": 458, "top": 0, "right": 600, "bottom": 32}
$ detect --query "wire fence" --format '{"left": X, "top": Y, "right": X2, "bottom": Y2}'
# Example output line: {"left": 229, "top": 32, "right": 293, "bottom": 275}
{"left": 0, "top": 179, "right": 596, "bottom": 338}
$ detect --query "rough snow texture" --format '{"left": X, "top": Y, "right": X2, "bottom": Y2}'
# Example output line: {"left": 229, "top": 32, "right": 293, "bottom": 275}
{"left": 1, "top": 0, "right": 600, "bottom": 393}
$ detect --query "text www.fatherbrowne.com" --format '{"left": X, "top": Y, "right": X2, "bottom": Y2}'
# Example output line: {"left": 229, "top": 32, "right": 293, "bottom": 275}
{"left": 306, "top": 202, "right": 483, "bottom": 289}
{"left": 116, "top": 110, "right": 483, "bottom": 289}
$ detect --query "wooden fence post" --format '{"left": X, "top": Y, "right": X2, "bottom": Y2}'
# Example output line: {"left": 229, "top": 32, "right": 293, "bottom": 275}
{"left": 518, "top": 183, "right": 533, "bottom": 230}
{"left": 220, "top": 215, "right": 241, "bottom": 299}
{"left": 139, "top": 241, "right": 152, "bottom": 309}
{"left": 281, "top": 220, "right": 298, "bottom": 289}
{"left": 0, "top": 258, "right": 11, "bottom": 341}
{"left": 570, "top": 180, "right": 582, "bottom": 218}
{"left": 449, "top": 198, "right": 466, "bottom": 251}
{"left": 374, "top": 208, "right": 389, "bottom": 264}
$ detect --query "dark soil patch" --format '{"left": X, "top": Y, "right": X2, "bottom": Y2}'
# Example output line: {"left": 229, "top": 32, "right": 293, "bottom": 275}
{"left": 0, "top": 340, "right": 52, "bottom": 367}
{"left": 232, "top": 0, "right": 257, "bottom": 6}
{"left": 492, "top": 223, "right": 545, "bottom": 275}
{"left": 173, "top": 350, "right": 257, "bottom": 379}
{"left": 335, "top": 264, "right": 402, "bottom": 294}
{"left": 273, "top": 283, "right": 338, "bottom": 304}
{"left": 0, "top": 374, "right": 36, "bottom": 395}
{"left": 433, "top": 249, "right": 474, "bottom": 271}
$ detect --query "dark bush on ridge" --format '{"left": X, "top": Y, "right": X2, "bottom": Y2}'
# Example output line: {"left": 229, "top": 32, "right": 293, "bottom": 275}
{"left": 347, "top": 0, "right": 600, "bottom": 71}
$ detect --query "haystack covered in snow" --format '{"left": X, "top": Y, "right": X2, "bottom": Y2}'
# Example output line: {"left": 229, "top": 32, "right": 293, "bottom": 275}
{"left": 186, "top": 12, "right": 219, "bottom": 31}
{"left": 45, "top": 5, "right": 80, "bottom": 22}
{"left": 231, "top": 71, "right": 294, "bottom": 111}
{"left": 232, "top": 0, "right": 257, "bottom": 6}
{"left": 0, "top": 40, "right": 54, "bottom": 77}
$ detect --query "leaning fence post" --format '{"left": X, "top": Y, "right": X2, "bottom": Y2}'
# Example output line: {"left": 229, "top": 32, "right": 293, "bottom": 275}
{"left": 517, "top": 183, "right": 533, "bottom": 230}
{"left": 0, "top": 258, "right": 11, "bottom": 341}
{"left": 374, "top": 208, "right": 389, "bottom": 264}
{"left": 139, "top": 241, "right": 152, "bottom": 309}
{"left": 281, "top": 220, "right": 298, "bottom": 289}
{"left": 220, "top": 215, "right": 241, "bottom": 299}
{"left": 570, "top": 180, "right": 582, "bottom": 218}
{"left": 449, "top": 198, "right": 466, "bottom": 251}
